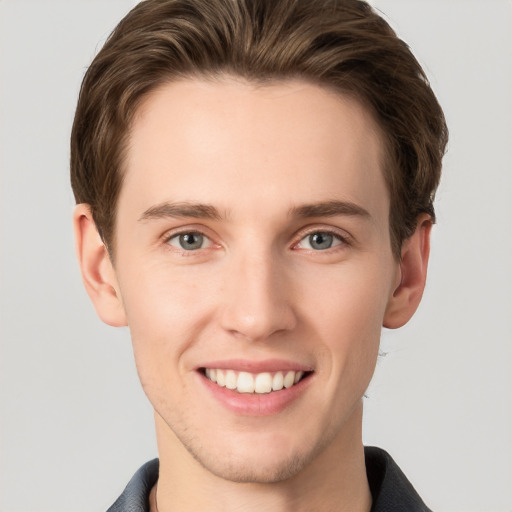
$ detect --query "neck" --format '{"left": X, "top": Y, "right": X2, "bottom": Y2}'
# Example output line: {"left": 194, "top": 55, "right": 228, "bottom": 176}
{"left": 152, "top": 403, "right": 372, "bottom": 512}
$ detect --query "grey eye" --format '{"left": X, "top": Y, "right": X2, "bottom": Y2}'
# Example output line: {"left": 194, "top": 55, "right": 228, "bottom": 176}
{"left": 168, "top": 232, "right": 206, "bottom": 250}
{"left": 296, "top": 231, "right": 343, "bottom": 251}
{"left": 308, "top": 232, "right": 334, "bottom": 250}
{"left": 179, "top": 233, "right": 204, "bottom": 250}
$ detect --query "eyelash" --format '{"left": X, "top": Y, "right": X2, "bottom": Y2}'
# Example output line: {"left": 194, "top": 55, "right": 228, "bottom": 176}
{"left": 163, "top": 229, "right": 216, "bottom": 253}
{"left": 292, "top": 227, "right": 351, "bottom": 252}
{"left": 162, "top": 225, "right": 352, "bottom": 254}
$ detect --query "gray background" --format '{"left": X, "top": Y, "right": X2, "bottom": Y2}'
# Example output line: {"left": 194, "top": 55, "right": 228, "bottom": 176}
{"left": 1, "top": 1, "right": 511, "bottom": 511}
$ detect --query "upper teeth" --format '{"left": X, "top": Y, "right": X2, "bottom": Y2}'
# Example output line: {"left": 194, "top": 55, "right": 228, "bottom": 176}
{"left": 204, "top": 369, "right": 305, "bottom": 394}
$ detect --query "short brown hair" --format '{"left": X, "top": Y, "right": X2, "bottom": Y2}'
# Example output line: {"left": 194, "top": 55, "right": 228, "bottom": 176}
{"left": 71, "top": 0, "right": 448, "bottom": 258}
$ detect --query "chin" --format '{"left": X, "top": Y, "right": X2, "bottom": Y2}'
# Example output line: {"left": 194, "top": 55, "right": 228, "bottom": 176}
{"left": 192, "top": 448, "right": 315, "bottom": 484}
{"left": 178, "top": 424, "right": 332, "bottom": 484}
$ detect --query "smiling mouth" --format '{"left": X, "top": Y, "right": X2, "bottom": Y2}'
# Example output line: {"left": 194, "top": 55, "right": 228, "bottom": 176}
{"left": 201, "top": 368, "right": 311, "bottom": 394}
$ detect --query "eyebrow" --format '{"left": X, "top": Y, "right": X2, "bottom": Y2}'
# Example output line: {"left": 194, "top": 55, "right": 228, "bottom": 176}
{"left": 138, "top": 199, "right": 370, "bottom": 223}
{"left": 139, "top": 201, "right": 223, "bottom": 221}
{"left": 290, "top": 200, "right": 371, "bottom": 219}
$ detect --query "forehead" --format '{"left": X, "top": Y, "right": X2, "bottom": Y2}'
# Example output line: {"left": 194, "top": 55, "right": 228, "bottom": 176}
{"left": 119, "top": 77, "right": 388, "bottom": 226}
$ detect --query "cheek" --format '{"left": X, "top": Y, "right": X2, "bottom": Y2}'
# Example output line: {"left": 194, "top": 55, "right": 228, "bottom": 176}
{"left": 302, "top": 258, "right": 392, "bottom": 331}
{"left": 121, "top": 257, "right": 219, "bottom": 326}
{"left": 117, "top": 262, "right": 219, "bottom": 386}
{"left": 300, "top": 260, "right": 392, "bottom": 377}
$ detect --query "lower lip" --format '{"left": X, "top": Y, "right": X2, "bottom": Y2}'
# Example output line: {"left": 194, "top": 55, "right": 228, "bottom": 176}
{"left": 198, "top": 372, "right": 312, "bottom": 416}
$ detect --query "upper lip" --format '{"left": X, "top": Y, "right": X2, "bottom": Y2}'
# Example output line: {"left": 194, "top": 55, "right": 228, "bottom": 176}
{"left": 196, "top": 358, "right": 313, "bottom": 373}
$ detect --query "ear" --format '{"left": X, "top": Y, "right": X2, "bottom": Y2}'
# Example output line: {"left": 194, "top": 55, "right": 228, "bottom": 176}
{"left": 383, "top": 214, "right": 432, "bottom": 329}
{"left": 73, "top": 204, "right": 127, "bottom": 327}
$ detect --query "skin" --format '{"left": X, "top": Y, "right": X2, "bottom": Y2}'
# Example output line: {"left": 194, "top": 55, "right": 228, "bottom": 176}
{"left": 74, "top": 77, "right": 431, "bottom": 512}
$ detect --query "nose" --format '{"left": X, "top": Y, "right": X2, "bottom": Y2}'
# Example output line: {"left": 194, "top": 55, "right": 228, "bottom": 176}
{"left": 219, "top": 250, "right": 297, "bottom": 342}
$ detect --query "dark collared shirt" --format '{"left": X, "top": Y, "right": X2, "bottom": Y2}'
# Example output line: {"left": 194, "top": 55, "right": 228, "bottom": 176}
{"left": 107, "top": 446, "right": 432, "bottom": 512}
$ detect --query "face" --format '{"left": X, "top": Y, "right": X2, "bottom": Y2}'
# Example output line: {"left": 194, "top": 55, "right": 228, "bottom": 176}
{"left": 110, "top": 78, "right": 400, "bottom": 483}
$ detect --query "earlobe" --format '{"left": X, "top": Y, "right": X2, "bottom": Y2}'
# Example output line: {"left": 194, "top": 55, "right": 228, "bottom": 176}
{"left": 383, "top": 214, "right": 432, "bottom": 329}
{"left": 73, "top": 204, "right": 127, "bottom": 327}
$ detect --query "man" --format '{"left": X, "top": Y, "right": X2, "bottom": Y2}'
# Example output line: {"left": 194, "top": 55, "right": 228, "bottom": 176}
{"left": 71, "top": 0, "right": 447, "bottom": 510}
